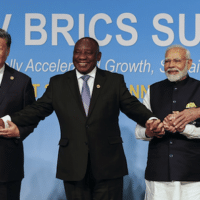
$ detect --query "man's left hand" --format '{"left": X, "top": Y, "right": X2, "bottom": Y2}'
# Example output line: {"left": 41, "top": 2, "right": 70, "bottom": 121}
{"left": 173, "top": 108, "right": 200, "bottom": 130}
{"left": 0, "top": 121, "right": 20, "bottom": 138}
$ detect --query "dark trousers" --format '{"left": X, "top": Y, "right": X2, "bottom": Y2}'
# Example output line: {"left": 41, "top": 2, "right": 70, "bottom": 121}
{"left": 0, "top": 180, "right": 21, "bottom": 200}
{"left": 64, "top": 157, "right": 123, "bottom": 200}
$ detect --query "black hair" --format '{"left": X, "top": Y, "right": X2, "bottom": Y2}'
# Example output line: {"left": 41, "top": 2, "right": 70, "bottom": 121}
{"left": 0, "top": 29, "right": 11, "bottom": 48}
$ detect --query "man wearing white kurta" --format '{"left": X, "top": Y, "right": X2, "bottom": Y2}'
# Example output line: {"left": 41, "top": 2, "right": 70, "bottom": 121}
{"left": 135, "top": 45, "right": 200, "bottom": 200}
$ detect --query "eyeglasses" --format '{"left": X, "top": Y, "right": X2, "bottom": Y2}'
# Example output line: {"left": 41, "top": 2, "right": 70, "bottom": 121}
{"left": 164, "top": 58, "right": 189, "bottom": 65}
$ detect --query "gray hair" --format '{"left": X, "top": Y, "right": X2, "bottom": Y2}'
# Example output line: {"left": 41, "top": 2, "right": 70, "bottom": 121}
{"left": 165, "top": 44, "right": 190, "bottom": 59}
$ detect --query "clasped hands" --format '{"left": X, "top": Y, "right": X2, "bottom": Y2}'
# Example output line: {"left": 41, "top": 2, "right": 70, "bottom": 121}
{"left": 0, "top": 108, "right": 198, "bottom": 139}
{"left": 0, "top": 119, "right": 20, "bottom": 138}
{"left": 145, "top": 108, "right": 199, "bottom": 138}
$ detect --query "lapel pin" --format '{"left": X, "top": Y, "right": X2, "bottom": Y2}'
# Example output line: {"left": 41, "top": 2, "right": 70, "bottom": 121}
{"left": 97, "top": 84, "right": 100, "bottom": 88}
{"left": 10, "top": 76, "right": 14, "bottom": 80}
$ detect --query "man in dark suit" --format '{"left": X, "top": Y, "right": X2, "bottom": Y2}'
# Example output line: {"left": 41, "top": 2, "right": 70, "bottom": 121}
{"left": 0, "top": 29, "right": 36, "bottom": 199}
{"left": 0, "top": 37, "right": 163, "bottom": 200}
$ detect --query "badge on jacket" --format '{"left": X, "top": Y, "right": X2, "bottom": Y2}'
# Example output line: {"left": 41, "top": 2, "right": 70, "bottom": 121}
{"left": 186, "top": 102, "right": 197, "bottom": 108}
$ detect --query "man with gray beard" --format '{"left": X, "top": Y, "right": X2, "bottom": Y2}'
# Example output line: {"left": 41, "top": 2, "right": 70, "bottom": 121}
{"left": 135, "top": 45, "right": 200, "bottom": 200}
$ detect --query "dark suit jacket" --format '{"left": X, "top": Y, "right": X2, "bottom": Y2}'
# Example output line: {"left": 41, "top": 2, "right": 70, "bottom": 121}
{"left": 0, "top": 64, "right": 36, "bottom": 182}
{"left": 11, "top": 68, "right": 154, "bottom": 181}
{"left": 146, "top": 76, "right": 200, "bottom": 181}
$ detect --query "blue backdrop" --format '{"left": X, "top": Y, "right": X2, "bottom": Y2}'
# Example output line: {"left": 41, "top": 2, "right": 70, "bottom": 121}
{"left": 1, "top": 0, "right": 200, "bottom": 199}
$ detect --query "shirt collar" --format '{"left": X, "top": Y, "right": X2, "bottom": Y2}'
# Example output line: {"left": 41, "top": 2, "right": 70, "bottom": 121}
{"left": 0, "top": 64, "right": 5, "bottom": 74}
{"left": 76, "top": 67, "right": 97, "bottom": 79}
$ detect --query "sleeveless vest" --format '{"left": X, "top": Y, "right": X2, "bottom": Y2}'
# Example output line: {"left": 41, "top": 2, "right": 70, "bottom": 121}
{"left": 145, "top": 76, "right": 200, "bottom": 181}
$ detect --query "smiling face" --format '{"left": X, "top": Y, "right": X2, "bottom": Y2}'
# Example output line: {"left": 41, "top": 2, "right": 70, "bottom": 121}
{"left": 164, "top": 47, "right": 192, "bottom": 82}
{"left": 0, "top": 38, "right": 10, "bottom": 69}
{"left": 73, "top": 38, "right": 101, "bottom": 74}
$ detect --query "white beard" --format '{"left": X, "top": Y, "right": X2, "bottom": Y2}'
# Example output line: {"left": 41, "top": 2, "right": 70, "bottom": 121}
{"left": 165, "top": 64, "right": 188, "bottom": 82}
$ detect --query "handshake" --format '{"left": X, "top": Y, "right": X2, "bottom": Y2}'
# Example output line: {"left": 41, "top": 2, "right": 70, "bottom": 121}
{"left": 145, "top": 108, "right": 199, "bottom": 138}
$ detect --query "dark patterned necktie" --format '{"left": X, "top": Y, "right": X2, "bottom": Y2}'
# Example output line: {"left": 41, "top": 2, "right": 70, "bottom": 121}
{"left": 81, "top": 75, "right": 90, "bottom": 116}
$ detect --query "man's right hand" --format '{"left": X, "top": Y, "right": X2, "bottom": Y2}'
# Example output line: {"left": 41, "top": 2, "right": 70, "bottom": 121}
{"left": 163, "top": 113, "right": 177, "bottom": 133}
{"left": 0, "top": 121, "right": 20, "bottom": 138}
{"left": 145, "top": 119, "right": 165, "bottom": 138}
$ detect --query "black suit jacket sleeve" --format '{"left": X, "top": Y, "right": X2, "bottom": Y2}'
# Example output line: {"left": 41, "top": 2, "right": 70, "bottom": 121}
{"left": 11, "top": 76, "right": 54, "bottom": 139}
{"left": 17, "top": 78, "right": 38, "bottom": 140}
{"left": 119, "top": 75, "right": 155, "bottom": 127}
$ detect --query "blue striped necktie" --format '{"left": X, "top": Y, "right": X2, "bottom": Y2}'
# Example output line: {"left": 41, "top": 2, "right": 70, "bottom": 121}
{"left": 81, "top": 75, "right": 91, "bottom": 116}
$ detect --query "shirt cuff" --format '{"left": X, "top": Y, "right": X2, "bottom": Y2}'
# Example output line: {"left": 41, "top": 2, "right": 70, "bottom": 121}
{"left": 149, "top": 117, "right": 158, "bottom": 120}
{"left": 135, "top": 124, "right": 152, "bottom": 141}
{"left": 180, "top": 124, "right": 196, "bottom": 139}
{"left": 1, "top": 115, "right": 11, "bottom": 128}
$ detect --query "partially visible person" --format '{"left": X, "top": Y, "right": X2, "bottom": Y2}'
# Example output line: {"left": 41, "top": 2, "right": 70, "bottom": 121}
{"left": 136, "top": 45, "right": 200, "bottom": 200}
{"left": 0, "top": 28, "right": 36, "bottom": 200}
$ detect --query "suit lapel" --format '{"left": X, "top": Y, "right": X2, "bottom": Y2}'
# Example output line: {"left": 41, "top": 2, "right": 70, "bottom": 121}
{"left": 0, "top": 64, "right": 15, "bottom": 105}
{"left": 87, "top": 68, "right": 106, "bottom": 117}
{"left": 66, "top": 70, "right": 86, "bottom": 117}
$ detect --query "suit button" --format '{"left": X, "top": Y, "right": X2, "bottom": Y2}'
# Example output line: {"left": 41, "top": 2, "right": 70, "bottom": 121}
{"left": 85, "top": 142, "right": 88, "bottom": 145}
{"left": 86, "top": 125, "right": 89, "bottom": 128}
{"left": 169, "top": 154, "right": 173, "bottom": 158}
{"left": 173, "top": 100, "right": 176, "bottom": 103}
{"left": 14, "top": 139, "right": 19, "bottom": 144}
{"left": 170, "top": 141, "right": 173, "bottom": 145}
